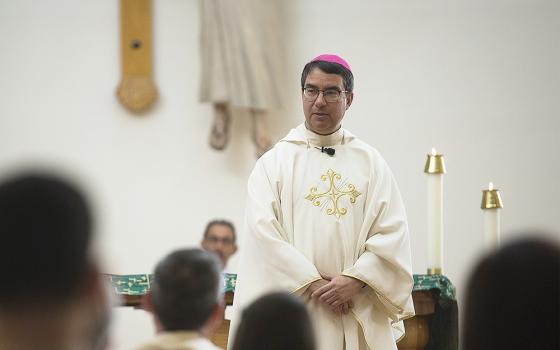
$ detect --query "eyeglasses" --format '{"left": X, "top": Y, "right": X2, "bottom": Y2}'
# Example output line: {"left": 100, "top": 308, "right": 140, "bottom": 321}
{"left": 302, "top": 87, "right": 348, "bottom": 103}
{"left": 205, "top": 236, "right": 235, "bottom": 245}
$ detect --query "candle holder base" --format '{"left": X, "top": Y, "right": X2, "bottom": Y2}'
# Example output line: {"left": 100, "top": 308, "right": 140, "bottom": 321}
{"left": 427, "top": 267, "right": 442, "bottom": 275}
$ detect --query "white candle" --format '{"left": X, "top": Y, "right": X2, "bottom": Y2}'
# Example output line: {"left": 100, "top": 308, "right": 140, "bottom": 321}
{"left": 425, "top": 147, "right": 445, "bottom": 274}
{"left": 483, "top": 182, "right": 501, "bottom": 250}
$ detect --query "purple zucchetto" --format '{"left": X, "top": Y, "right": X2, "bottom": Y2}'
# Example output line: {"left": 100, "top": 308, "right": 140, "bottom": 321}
{"left": 310, "top": 54, "right": 352, "bottom": 72}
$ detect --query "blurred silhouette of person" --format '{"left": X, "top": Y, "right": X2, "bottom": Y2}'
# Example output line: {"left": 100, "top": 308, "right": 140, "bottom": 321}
{"left": 462, "top": 235, "right": 560, "bottom": 350}
{"left": 231, "top": 292, "right": 316, "bottom": 350}
{"left": 0, "top": 172, "right": 110, "bottom": 350}
{"left": 135, "top": 249, "right": 224, "bottom": 350}
{"left": 201, "top": 219, "right": 237, "bottom": 271}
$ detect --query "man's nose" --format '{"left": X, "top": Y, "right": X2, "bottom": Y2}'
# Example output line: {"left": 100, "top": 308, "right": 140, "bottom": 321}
{"left": 314, "top": 91, "right": 327, "bottom": 107}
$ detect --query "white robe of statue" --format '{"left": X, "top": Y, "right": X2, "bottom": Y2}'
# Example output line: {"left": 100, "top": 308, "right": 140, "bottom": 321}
{"left": 229, "top": 124, "right": 415, "bottom": 350}
{"left": 199, "top": 0, "right": 284, "bottom": 110}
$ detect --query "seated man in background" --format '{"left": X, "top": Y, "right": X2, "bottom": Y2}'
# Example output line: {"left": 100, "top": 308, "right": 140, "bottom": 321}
{"left": 201, "top": 220, "right": 238, "bottom": 272}
{"left": 136, "top": 249, "right": 224, "bottom": 350}
{"left": 462, "top": 235, "right": 559, "bottom": 350}
{"left": 0, "top": 172, "right": 110, "bottom": 350}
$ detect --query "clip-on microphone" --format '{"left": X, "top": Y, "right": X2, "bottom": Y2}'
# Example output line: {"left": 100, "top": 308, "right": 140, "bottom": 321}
{"left": 315, "top": 146, "right": 336, "bottom": 156}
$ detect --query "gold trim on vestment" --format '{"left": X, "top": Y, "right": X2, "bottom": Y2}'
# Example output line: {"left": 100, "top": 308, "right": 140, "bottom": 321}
{"left": 395, "top": 330, "right": 406, "bottom": 344}
{"left": 399, "top": 313, "right": 416, "bottom": 322}
{"left": 341, "top": 272, "right": 406, "bottom": 314}
{"left": 395, "top": 314, "right": 416, "bottom": 344}
{"left": 290, "top": 277, "right": 323, "bottom": 294}
{"left": 350, "top": 310, "right": 374, "bottom": 350}
{"left": 350, "top": 309, "right": 414, "bottom": 350}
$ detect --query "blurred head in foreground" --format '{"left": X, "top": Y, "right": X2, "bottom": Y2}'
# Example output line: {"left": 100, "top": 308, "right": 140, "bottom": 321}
{"left": 0, "top": 171, "right": 109, "bottom": 350}
{"left": 232, "top": 292, "right": 316, "bottom": 350}
{"left": 144, "top": 249, "right": 224, "bottom": 337}
{"left": 462, "top": 235, "right": 559, "bottom": 350}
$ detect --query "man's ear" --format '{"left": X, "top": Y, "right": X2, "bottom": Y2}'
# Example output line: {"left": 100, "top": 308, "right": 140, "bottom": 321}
{"left": 79, "top": 264, "right": 112, "bottom": 350}
{"left": 232, "top": 244, "right": 238, "bottom": 255}
{"left": 142, "top": 292, "right": 167, "bottom": 332}
{"left": 345, "top": 92, "right": 354, "bottom": 110}
{"left": 205, "top": 300, "right": 226, "bottom": 337}
{"left": 82, "top": 263, "right": 103, "bottom": 299}
{"left": 141, "top": 291, "right": 154, "bottom": 313}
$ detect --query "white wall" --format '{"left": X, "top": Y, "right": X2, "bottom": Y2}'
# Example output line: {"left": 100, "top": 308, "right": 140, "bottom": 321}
{"left": 285, "top": 0, "right": 560, "bottom": 287}
{"left": 1, "top": 0, "right": 559, "bottom": 348}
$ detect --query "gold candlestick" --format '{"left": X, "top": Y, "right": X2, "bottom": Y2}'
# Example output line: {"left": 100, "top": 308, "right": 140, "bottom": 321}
{"left": 425, "top": 148, "right": 446, "bottom": 275}
{"left": 481, "top": 184, "right": 503, "bottom": 209}
{"left": 424, "top": 149, "right": 446, "bottom": 174}
{"left": 481, "top": 182, "right": 503, "bottom": 250}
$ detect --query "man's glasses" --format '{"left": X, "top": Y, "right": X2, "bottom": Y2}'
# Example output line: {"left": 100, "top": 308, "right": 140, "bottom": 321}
{"left": 303, "top": 87, "right": 348, "bottom": 103}
{"left": 205, "top": 236, "right": 235, "bottom": 245}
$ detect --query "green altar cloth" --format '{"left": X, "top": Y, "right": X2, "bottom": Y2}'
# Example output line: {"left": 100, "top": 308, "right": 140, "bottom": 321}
{"left": 413, "top": 274, "right": 458, "bottom": 350}
{"left": 107, "top": 273, "right": 452, "bottom": 299}
{"left": 413, "top": 274, "right": 455, "bottom": 301}
{"left": 106, "top": 273, "right": 237, "bottom": 295}
{"left": 107, "top": 273, "right": 457, "bottom": 350}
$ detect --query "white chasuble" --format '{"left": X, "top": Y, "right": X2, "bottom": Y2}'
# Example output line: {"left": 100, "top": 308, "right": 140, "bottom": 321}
{"left": 229, "top": 124, "right": 415, "bottom": 350}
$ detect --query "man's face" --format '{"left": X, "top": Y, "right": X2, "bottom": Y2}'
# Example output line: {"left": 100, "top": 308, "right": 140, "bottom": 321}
{"left": 201, "top": 224, "right": 237, "bottom": 267}
{"left": 302, "top": 68, "right": 353, "bottom": 135}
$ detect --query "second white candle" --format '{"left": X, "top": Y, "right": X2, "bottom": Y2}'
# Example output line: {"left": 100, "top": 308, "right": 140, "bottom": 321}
{"left": 427, "top": 171, "right": 444, "bottom": 272}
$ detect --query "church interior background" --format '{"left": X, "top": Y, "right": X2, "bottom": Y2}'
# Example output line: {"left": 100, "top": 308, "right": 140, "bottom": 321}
{"left": 0, "top": 0, "right": 558, "bottom": 348}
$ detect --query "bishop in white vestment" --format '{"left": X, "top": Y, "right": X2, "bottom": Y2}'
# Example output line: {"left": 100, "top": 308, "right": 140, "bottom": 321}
{"left": 229, "top": 55, "right": 414, "bottom": 350}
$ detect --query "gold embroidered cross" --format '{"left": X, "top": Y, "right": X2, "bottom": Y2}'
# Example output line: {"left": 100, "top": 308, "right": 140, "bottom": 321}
{"left": 305, "top": 169, "right": 361, "bottom": 218}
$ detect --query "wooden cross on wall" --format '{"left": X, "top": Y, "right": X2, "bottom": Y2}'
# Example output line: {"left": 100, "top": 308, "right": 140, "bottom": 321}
{"left": 116, "top": 0, "right": 158, "bottom": 113}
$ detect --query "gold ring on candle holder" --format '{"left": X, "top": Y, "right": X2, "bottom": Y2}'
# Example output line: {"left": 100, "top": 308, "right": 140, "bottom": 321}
{"left": 424, "top": 154, "right": 446, "bottom": 174}
{"left": 481, "top": 189, "right": 503, "bottom": 209}
{"left": 427, "top": 267, "right": 442, "bottom": 275}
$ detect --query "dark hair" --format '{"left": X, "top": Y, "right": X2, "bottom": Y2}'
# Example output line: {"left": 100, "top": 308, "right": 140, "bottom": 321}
{"left": 232, "top": 292, "right": 316, "bottom": 350}
{"left": 204, "top": 219, "right": 236, "bottom": 243}
{"left": 462, "top": 237, "right": 560, "bottom": 350}
{"left": 301, "top": 60, "right": 354, "bottom": 92}
{"left": 0, "top": 173, "right": 92, "bottom": 304}
{"left": 151, "top": 249, "right": 222, "bottom": 331}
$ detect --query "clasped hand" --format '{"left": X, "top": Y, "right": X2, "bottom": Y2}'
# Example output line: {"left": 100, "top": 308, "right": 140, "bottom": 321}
{"left": 308, "top": 275, "right": 363, "bottom": 315}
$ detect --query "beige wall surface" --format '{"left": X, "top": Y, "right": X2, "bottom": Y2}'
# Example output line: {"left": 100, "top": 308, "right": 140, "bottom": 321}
{"left": 1, "top": 1, "right": 558, "bottom": 348}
